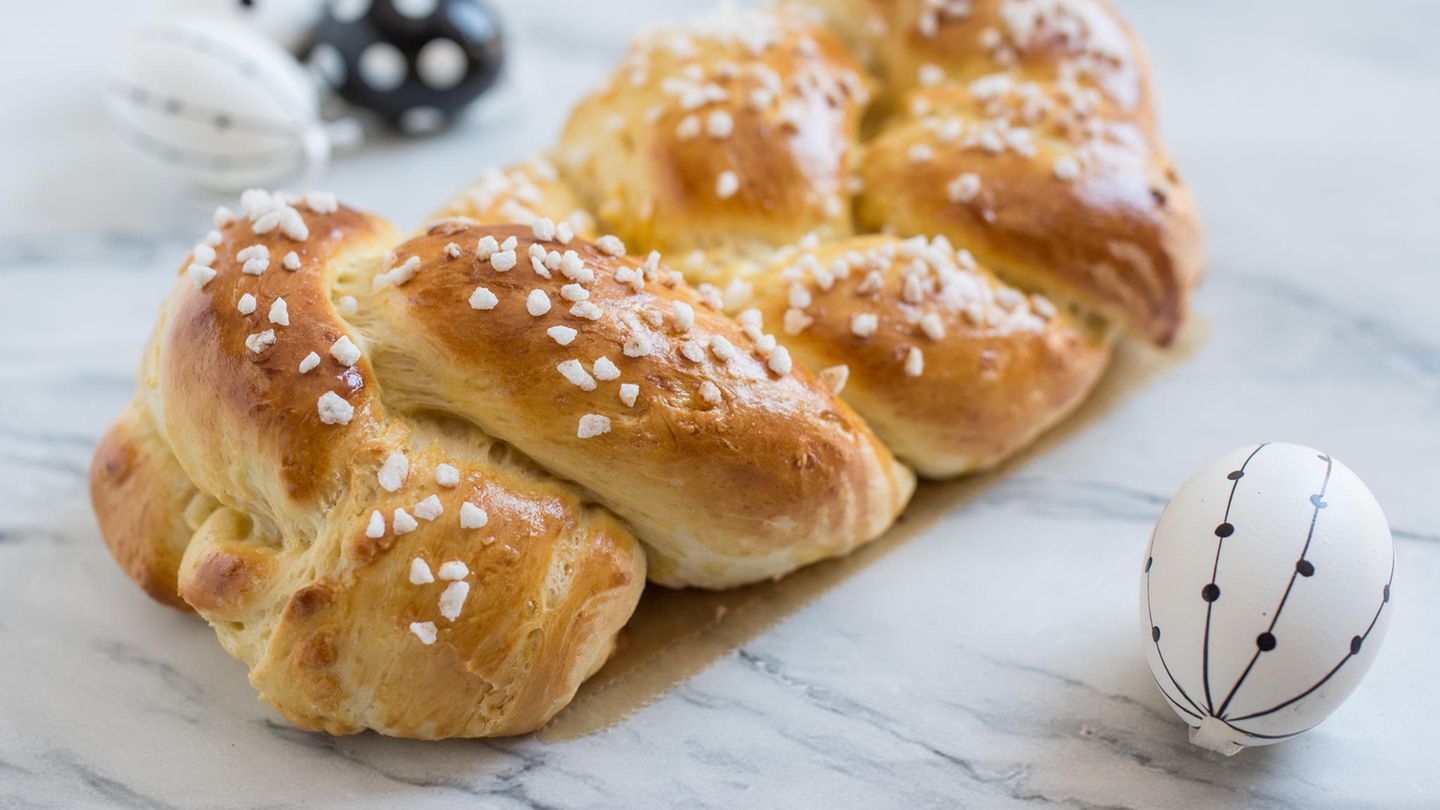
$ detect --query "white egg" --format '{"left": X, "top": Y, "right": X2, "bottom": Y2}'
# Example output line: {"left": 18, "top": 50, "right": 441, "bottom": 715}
{"left": 1140, "top": 443, "right": 1394, "bottom": 755}
{"left": 105, "top": 16, "right": 328, "bottom": 191}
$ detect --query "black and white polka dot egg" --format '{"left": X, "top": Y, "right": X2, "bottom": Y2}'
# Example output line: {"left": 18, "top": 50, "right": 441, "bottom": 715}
{"left": 306, "top": 0, "right": 505, "bottom": 135}
{"left": 1140, "top": 443, "right": 1394, "bottom": 755}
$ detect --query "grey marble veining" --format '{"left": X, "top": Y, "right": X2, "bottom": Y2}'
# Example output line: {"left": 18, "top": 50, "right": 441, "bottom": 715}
{"left": 2, "top": 0, "right": 1437, "bottom": 807}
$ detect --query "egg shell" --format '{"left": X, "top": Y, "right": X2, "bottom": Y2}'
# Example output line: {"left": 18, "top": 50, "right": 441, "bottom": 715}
{"left": 304, "top": 0, "right": 506, "bottom": 135}
{"left": 106, "top": 16, "right": 324, "bottom": 191}
{"left": 1140, "top": 443, "right": 1394, "bottom": 753}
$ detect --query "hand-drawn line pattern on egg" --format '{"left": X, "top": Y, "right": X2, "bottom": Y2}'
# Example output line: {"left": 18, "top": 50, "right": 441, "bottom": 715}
{"left": 105, "top": 20, "right": 323, "bottom": 188}
{"left": 1141, "top": 443, "right": 1394, "bottom": 754}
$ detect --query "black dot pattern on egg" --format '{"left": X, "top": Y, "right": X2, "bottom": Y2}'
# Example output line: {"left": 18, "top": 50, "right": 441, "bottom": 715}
{"left": 306, "top": 0, "right": 505, "bottom": 134}
{"left": 1143, "top": 444, "right": 1396, "bottom": 732}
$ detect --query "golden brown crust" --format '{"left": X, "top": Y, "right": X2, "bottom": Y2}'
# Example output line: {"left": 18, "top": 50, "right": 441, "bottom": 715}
{"left": 558, "top": 6, "right": 870, "bottom": 260}
{"left": 801, "top": 0, "right": 1152, "bottom": 116}
{"left": 548, "top": 0, "right": 1198, "bottom": 481}
{"left": 430, "top": 154, "right": 597, "bottom": 238}
{"left": 176, "top": 427, "right": 645, "bottom": 738}
{"left": 92, "top": 0, "right": 1201, "bottom": 740}
{"left": 148, "top": 201, "right": 391, "bottom": 518}
{"left": 341, "top": 222, "right": 914, "bottom": 588}
{"left": 571, "top": 0, "right": 1201, "bottom": 344}
{"left": 805, "top": 0, "right": 1203, "bottom": 344}
{"left": 745, "top": 235, "right": 1111, "bottom": 476}
{"left": 93, "top": 196, "right": 647, "bottom": 738}
{"left": 855, "top": 81, "right": 1201, "bottom": 346}
{"left": 90, "top": 404, "right": 214, "bottom": 610}
{"left": 91, "top": 191, "right": 909, "bottom": 735}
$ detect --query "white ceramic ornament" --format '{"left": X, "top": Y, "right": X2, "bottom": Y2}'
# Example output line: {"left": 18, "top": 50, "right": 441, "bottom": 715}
{"left": 1140, "top": 443, "right": 1394, "bottom": 755}
{"left": 106, "top": 16, "right": 331, "bottom": 191}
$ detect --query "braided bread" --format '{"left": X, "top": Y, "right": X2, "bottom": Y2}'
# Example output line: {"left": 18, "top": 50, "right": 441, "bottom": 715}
{"left": 90, "top": 0, "right": 1200, "bottom": 739}
{"left": 552, "top": 0, "right": 1198, "bottom": 473}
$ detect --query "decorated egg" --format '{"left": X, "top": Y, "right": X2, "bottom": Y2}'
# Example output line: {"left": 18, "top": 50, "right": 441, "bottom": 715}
{"left": 106, "top": 16, "right": 331, "bottom": 191}
{"left": 305, "top": 0, "right": 505, "bottom": 135}
{"left": 1140, "top": 443, "right": 1394, "bottom": 755}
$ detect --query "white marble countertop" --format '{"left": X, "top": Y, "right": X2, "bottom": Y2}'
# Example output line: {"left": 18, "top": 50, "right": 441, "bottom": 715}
{"left": 2, "top": 0, "right": 1437, "bottom": 807}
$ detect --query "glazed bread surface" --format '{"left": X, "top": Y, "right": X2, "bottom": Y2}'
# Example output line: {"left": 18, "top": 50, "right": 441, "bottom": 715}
{"left": 547, "top": 1, "right": 1199, "bottom": 477}
{"left": 558, "top": 7, "right": 869, "bottom": 265}
{"left": 816, "top": 0, "right": 1202, "bottom": 344}
{"left": 744, "top": 234, "right": 1111, "bottom": 476}
{"left": 93, "top": 196, "right": 646, "bottom": 738}
{"left": 340, "top": 220, "right": 913, "bottom": 588}
{"left": 91, "top": 0, "right": 1201, "bottom": 741}
{"left": 89, "top": 186, "right": 915, "bottom": 734}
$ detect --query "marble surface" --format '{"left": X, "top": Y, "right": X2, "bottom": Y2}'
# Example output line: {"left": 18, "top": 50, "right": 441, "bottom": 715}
{"left": 2, "top": 0, "right": 1438, "bottom": 807}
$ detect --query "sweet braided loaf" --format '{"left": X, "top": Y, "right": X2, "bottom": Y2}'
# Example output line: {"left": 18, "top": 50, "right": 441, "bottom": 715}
{"left": 90, "top": 0, "right": 1200, "bottom": 739}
